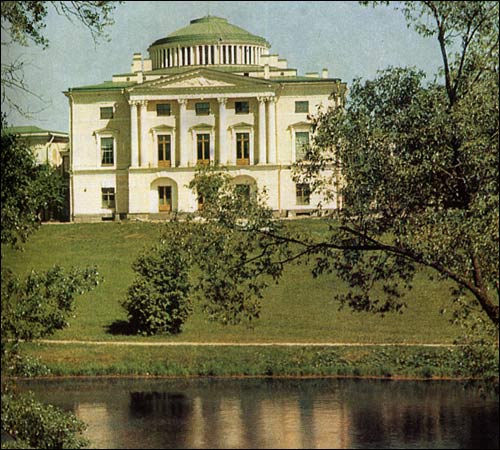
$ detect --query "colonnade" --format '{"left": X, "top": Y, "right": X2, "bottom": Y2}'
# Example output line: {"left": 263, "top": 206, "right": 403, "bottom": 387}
{"left": 129, "top": 96, "right": 277, "bottom": 168}
{"left": 151, "top": 45, "right": 266, "bottom": 69}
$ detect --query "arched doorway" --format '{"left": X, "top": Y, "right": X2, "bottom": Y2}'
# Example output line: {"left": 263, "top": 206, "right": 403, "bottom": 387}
{"left": 150, "top": 177, "right": 178, "bottom": 213}
{"left": 231, "top": 175, "right": 257, "bottom": 200}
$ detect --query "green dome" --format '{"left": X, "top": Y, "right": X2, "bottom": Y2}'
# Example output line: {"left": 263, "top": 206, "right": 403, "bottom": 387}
{"left": 150, "top": 16, "right": 270, "bottom": 47}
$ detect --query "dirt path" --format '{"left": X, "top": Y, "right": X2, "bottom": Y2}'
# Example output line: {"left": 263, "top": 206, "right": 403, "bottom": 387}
{"left": 36, "top": 339, "right": 456, "bottom": 347}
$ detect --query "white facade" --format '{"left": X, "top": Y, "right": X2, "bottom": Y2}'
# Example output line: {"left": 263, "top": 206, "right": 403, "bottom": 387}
{"left": 65, "top": 16, "right": 347, "bottom": 222}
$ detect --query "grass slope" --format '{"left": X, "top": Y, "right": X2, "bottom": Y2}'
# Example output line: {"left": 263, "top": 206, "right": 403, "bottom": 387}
{"left": 3, "top": 221, "right": 461, "bottom": 344}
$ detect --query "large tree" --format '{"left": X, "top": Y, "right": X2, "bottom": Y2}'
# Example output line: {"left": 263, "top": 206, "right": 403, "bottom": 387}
{"left": 1, "top": 3, "right": 119, "bottom": 447}
{"left": 297, "top": 0, "right": 499, "bottom": 324}
{"left": 1, "top": 1, "right": 122, "bottom": 114}
{"left": 182, "top": 1, "right": 498, "bottom": 332}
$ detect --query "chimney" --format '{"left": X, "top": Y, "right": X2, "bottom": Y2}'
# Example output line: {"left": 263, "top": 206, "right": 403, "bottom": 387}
{"left": 131, "top": 53, "right": 143, "bottom": 73}
{"left": 322, "top": 68, "right": 329, "bottom": 79}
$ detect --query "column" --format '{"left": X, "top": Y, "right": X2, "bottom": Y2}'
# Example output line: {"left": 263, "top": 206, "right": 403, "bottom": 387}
{"left": 191, "top": 46, "right": 195, "bottom": 65}
{"left": 129, "top": 101, "right": 139, "bottom": 167}
{"left": 249, "top": 132, "right": 254, "bottom": 165}
{"left": 215, "top": 45, "right": 220, "bottom": 64}
{"left": 139, "top": 100, "right": 148, "bottom": 167}
{"left": 267, "top": 97, "right": 277, "bottom": 164}
{"left": 258, "top": 97, "right": 267, "bottom": 164}
{"left": 218, "top": 98, "right": 227, "bottom": 165}
{"left": 178, "top": 99, "right": 188, "bottom": 166}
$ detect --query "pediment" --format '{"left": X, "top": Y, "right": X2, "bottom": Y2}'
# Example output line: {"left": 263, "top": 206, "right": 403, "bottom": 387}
{"left": 150, "top": 124, "right": 175, "bottom": 134}
{"left": 166, "top": 76, "right": 234, "bottom": 88}
{"left": 129, "top": 68, "right": 276, "bottom": 94}
{"left": 93, "top": 127, "right": 119, "bottom": 136}
{"left": 228, "top": 122, "right": 253, "bottom": 129}
{"left": 287, "top": 121, "right": 312, "bottom": 130}
{"left": 189, "top": 122, "right": 214, "bottom": 131}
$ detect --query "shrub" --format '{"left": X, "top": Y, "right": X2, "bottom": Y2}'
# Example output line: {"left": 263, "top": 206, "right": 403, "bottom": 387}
{"left": 123, "top": 223, "right": 192, "bottom": 335}
{"left": 1, "top": 391, "right": 88, "bottom": 449}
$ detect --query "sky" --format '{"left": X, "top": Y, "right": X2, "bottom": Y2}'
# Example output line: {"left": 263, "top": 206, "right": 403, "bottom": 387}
{"left": 2, "top": 1, "right": 444, "bottom": 133}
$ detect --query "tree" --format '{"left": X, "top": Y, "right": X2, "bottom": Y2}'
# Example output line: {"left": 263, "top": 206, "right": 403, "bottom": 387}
{"left": 123, "top": 166, "right": 285, "bottom": 332}
{"left": 161, "top": 2, "right": 499, "bottom": 337}
{"left": 1, "top": 122, "right": 101, "bottom": 447}
{"left": 1, "top": 1, "right": 122, "bottom": 114}
{"left": 295, "top": 0, "right": 499, "bottom": 324}
{"left": 1, "top": 4, "right": 120, "bottom": 447}
{"left": 124, "top": 221, "right": 193, "bottom": 335}
{"left": 0, "top": 116, "right": 65, "bottom": 247}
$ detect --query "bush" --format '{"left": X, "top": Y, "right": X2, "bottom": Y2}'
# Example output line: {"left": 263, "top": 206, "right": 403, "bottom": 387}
{"left": 123, "top": 224, "right": 192, "bottom": 335}
{"left": 1, "top": 391, "right": 88, "bottom": 449}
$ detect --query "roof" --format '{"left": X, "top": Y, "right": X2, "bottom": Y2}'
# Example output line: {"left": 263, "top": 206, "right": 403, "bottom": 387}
{"left": 68, "top": 81, "right": 136, "bottom": 92}
{"left": 5, "top": 126, "right": 68, "bottom": 137}
{"left": 150, "top": 16, "right": 270, "bottom": 47}
{"left": 270, "top": 76, "right": 343, "bottom": 83}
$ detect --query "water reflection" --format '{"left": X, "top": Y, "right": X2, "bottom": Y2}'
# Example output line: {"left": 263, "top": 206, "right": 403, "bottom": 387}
{"left": 18, "top": 378, "right": 499, "bottom": 449}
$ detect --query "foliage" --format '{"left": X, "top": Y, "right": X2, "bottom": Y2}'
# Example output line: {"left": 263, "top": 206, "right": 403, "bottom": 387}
{"left": 123, "top": 166, "right": 304, "bottom": 333}
{"left": 1, "top": 116, "right": 66, "bottom": 248}
{"left": 1, "top": 1, "right": 121, "bottom": 49}
{"left": 293, "top": 1, "right": 499, "bottom": 327}
{"left": 1, "top": 390, "right": 88, "bottom": 449}
{"left": 187, "top": 166, "right": 287, "bottom": 325}
{"left": 123, "top": 222, "right": 192, "bottom": 335}
{"left": 20, "top": 341, "right": 496, "bottom": 380}
{"left": 1, "top": 265, "right": 100, "bottom": 371}
{"left": 1, "top": 1, "right": 122, "bottom": 115}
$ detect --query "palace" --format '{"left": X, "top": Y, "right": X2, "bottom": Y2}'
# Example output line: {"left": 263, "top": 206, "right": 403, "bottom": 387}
{"left": 65, "top": 16, "right": 347, "bottom": 221}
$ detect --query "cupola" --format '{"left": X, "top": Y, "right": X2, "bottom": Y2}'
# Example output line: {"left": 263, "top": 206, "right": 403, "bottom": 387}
{"left": 148, "top": 16, "right": 270, "bottom": 69}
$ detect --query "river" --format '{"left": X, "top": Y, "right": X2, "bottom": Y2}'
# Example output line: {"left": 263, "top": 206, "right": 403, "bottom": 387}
{"left": 18, "top": 377, "right": 499, "bottom": 449}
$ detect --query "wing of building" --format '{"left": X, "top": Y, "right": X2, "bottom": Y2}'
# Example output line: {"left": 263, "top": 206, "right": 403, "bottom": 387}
{"left": 64, "top": 15, "right": 347, "bottom": 222}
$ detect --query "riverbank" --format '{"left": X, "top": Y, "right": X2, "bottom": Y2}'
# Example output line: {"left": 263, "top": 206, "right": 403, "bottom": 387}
{"left": 4, "top": 222, "right": 497, "bottom": 382}
{"left": 18, "top": 341, "right": 496, "bottom": 380}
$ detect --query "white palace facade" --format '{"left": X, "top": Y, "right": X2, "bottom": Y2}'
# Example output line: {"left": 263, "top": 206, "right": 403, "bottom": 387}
{"left": 65, "top": 16, "right": 347, "bottom": 221}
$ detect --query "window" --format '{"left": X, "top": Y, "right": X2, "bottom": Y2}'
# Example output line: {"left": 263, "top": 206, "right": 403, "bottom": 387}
{"left": 100, "top": 107, "right": 114, "bottom": 119}
{"left": 100, "top": 137, "right": 114, "bottom": 165}
{"left": 156, "top": 103, "right": 171, "bottom": 116}
{"left": 295, "top": 101, "right": 309, "bottom": 113}
{"left": 158, "top": 186, "right": 172, "bottom": 212}
{"left": 296, "top": 183, "right": 311, "bottom": 205}
{"left": 295, "top": 131, "right": 310, "bottom": 161}
{"left": 195, "top": 102, "right": 210, "bottom": 115}
{"left": 197, "top": 134, "right": 210, "bottom": 164}
{"left": 236, "top": 132, "right": 250, "bottom": 165}
{"left": 235, "top": 101, "right": 249, "bottom": 114}
{"left": 235, "top": 184, "right": 251, "bottom": 200}
{"left": 157, "top": 135, "right": 171, "bottom": 167}
{"left": 101, "top": 187, "right": 115, "bottom": 209}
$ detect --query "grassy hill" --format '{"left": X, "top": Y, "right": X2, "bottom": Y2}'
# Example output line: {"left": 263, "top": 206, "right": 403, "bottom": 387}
{"left": 2, "top": 220, "right": 461, "bottom": 345}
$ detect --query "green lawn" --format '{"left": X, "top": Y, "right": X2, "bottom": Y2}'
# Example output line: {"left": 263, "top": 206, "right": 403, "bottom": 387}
{"left": 3, "top": 221, "right": 461, "bottom": 344}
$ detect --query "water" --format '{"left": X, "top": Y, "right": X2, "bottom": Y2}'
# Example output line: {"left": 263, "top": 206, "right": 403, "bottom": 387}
{"left": 18, "top": 377, "right": 499, "bottom": 449}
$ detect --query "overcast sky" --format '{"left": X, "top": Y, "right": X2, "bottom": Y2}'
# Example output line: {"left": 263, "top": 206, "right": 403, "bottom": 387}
{"left": 2, "top": 1, "right": 444, "bottom": 133}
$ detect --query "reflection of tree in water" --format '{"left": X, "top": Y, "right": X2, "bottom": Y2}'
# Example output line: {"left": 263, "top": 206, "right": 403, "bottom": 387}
{"left": 127, "top": 391, "right": 192, "bottom": 449}
{"left": 347, "top": 381, "right": 500, "bottom": 449}
{"left": 129, "top": 392, "right": 192, "bottom": 419}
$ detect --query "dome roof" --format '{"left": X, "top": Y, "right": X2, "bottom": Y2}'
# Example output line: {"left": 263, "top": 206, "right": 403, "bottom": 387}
{"left": 150, "top": 16, "right": 270, "bottom": 47}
